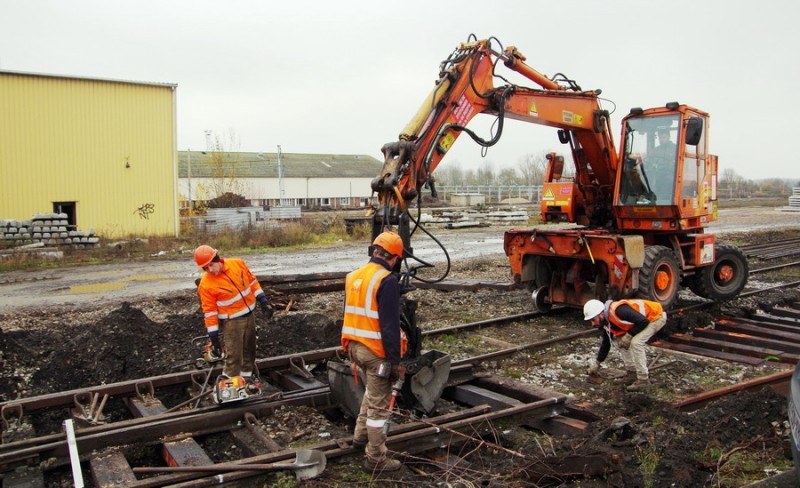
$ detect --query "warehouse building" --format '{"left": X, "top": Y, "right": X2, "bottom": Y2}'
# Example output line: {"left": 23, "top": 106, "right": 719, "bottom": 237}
{"left": 178, "top": 151, "right": 382, "bottom": 210}
{"left": 0, "top": 70, "right": 178, "bottom": 238}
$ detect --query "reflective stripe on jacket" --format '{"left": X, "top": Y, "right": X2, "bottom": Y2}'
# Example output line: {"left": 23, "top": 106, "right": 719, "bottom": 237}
{"left": 606, "top": 299, "right": 664, "bottom": 336}
{"left": 341, "top": 261, "right": 407, "bottom": 359}
{"left": 197, "top": 258, "right": 265, "bottom": 333}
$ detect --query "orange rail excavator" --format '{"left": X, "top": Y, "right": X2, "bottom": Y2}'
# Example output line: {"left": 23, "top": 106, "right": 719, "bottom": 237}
{"left": 371, "top": 35, "right": 748, "bottom": 311}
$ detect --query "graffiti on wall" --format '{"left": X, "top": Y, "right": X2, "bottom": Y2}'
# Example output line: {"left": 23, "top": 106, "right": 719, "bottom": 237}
{"left": 134, "top": 203, "right": 155, "bottom": 220}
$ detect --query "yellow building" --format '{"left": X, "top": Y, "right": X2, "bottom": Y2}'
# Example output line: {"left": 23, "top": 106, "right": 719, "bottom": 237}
{"left": 0, "top": 70, "right": 178, "bottom": 238}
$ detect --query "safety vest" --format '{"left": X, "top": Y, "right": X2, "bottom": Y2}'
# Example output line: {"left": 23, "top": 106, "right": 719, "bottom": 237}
{"left": 606, "top": 299, "right": 663, "bottom": 336}
{"left": 198, "top": 258, "right": 264, "bottom": 333}
{"left": 341, "top": 262, "right": 407, "bottom": 359}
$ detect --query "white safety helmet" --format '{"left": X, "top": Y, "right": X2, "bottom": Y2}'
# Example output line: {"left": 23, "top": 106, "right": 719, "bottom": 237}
{"left": 583, "top": 299, "right": 605, "bottom": 321}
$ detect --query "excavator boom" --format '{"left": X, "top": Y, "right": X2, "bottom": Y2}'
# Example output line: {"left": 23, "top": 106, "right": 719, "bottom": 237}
{"left": 371, "top": 34, "right": 747, "bottom": 311}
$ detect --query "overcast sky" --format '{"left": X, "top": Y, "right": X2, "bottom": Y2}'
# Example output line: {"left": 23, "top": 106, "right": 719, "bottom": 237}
{"left": 1, "top": 0, "right": 798, "bottom": 182}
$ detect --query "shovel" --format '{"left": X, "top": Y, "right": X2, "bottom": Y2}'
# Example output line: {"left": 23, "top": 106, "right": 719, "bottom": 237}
{"left": 132, "top": 449, "right": 326, "bottom": 481}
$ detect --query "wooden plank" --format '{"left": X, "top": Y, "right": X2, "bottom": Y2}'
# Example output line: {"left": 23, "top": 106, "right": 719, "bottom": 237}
{"left": 90, "top": 450, "right": 137, "bottom": 487}
{"left": 2, "top": 466, "right": 44, "bottom": 488}
{"left": 667, "top": 333, "right": 794, "bottom": 362}
{"left": 127, "top": 397, "right": 214, "bottom": 468}
{"left": 725, "top": 317, "right": 800, "bottom": 334}
{"left": 694, "top": 328, "right": 800, "bottom": 354}
{"left": 162, "top": 438, "right": 214, "bottom": 467}
{"left": 443, "top": 384, "right": 524, "bottom": 410}
{"left": 751, "top": 313, "right": 800, "bottom": 327}
{"left": 470, "top": 375, "right": 567, "bottom": 404}
{"left": 527, "top": 415, "right": 589, "bottom": 436}
{"left": 770, "top": 306, "right": 800, "bottom": 320}
{"left": 713, "top": 320, "right": 800, "bottom": 343}
{"left": 651, "top": 340, "right": 765, "bottom": 365}
{"left": 673, "top": 369, "right": 793, "bottom": 411}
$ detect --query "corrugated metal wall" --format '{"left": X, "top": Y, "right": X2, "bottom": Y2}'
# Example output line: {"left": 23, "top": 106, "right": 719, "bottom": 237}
{"left": 0, "top": 72, "right": 177, "bottom": 237}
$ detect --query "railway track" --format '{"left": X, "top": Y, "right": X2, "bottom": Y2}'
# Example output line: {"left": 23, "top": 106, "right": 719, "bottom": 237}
{"left": 742, "top": 236, "right": 800, "bottom": 261}
{"left": 0, "top": 310, "right": 600, "bottom": 487}
{"left": 2, "top": 244, "right": 798, "bottom": 486}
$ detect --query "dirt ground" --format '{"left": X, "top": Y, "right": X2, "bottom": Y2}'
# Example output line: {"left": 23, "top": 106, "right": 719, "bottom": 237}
{"left": 1, "top": 208, "right": 800, "bottom": 487}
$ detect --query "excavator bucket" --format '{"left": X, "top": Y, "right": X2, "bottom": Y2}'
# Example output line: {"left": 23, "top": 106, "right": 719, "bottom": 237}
{"left": 407, "top": 350, "right": 451, "bottom": 413}
{"left": 327, "top": 350, "right": 451, "bottom": 418}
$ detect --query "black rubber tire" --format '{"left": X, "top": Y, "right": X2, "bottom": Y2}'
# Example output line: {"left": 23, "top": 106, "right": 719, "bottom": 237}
{"left": 637, "top": 245, "right": 681, "bottom": 309}
{"left": 689, "top": 244, "right": 749, "bottom": 300}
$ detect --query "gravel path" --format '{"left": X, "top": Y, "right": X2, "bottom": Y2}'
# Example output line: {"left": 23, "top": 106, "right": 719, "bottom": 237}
{"left": 0, "top": 206, "right": 796, "bottom": 312}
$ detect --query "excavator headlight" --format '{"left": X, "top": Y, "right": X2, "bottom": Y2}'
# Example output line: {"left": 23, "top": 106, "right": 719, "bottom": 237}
{"left": 665, "top": 102, "right": 680, "bottom": 110}
{"left": 629, "top": 107, "right": 643, "bottom": 115}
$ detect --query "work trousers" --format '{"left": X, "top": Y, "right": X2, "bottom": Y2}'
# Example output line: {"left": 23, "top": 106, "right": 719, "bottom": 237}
{"left": 617, "top": 312, "right": 667, "bottom": 380}
{"left": 222, "top": 313, "right": 256, "bottom": 377}
{"left": 348, "top": 341, "right": 392, "bottom": 463}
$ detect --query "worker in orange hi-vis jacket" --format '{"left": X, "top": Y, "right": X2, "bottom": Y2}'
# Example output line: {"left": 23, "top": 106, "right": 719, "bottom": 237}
{"left": 194, "top": 245, "right": 273, "bottom": 387}
{"left": 341, "top": 231, "right": 408, "bottom": 473}
{"left": 583, "top": 298, "right": 667, "bottom": 392}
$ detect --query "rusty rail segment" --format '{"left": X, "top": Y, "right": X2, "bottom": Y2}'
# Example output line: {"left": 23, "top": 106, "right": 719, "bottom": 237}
{"left": 654, "top": 301, "right": 800, "bottom": 366}
{"left": 742, "top": 237, "right": 800, "bottom": 261}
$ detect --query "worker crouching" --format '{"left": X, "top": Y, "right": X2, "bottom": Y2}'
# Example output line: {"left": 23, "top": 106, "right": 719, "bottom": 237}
{"left": 583, "top": 298, "right": 667, "bottom": 392}
{"left": 341, "top": 231, "right": 407, "bottom": 472}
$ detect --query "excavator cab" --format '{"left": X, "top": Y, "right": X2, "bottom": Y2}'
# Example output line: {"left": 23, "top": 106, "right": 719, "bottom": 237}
{"left": 619, "top": 114, "right": 679, "bottom": 206}
{"left": 615, "top": 104, "right": 717, "bottom": 231}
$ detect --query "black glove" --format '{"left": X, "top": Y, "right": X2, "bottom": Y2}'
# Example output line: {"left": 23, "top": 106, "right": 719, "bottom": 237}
{"left": 259, "top": 300, "right": 274, "bottom": 319}
{"left": 208, "top": 330, "right": 223, "bottom": 357}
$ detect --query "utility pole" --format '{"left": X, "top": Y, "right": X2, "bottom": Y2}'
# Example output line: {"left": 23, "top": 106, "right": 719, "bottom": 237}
{"left": 277, "top": 145, "right": 285, "bottom": 206}
{"left": 204, "top": 130, "right": 213, "bottom": 151}
{"left": 187, "top": 148, "right": 192, "bottom": 214}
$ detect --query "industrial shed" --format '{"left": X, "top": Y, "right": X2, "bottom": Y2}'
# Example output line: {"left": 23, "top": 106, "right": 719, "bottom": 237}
{"left": 178, "top": 151, "right": 382, "bottom": 210}
{"left": 0, "top": 70, "right": 178, "bottom": 238}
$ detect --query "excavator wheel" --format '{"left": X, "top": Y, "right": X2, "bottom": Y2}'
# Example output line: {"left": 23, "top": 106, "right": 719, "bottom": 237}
{"left": 689, "top": 244, "right": 749, "bottom": 300}
{"left": 531, "top": 286, "right": 552, "bottom": 313}
{"left": 638, "top": 245, "right": 681, "bottom": 309}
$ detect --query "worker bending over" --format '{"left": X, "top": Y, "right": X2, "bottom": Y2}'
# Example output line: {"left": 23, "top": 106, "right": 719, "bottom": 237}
{"left": 583, "top": 298, "right": 667, "bottom": 392}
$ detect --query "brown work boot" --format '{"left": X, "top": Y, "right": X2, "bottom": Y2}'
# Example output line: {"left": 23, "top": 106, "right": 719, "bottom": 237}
{"left": 363, "top": 456, "right": 402, "bottom": 472}
{"left": 613, "top": 371, "right": 637, "bottom": 385}
{"left": 626, "top": 379, "right": 651, "bottom": 392}
{"left": 351, "top": 438, "right": 367, "bottom": 451}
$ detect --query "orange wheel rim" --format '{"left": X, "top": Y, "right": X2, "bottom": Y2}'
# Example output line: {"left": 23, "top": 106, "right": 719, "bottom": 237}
{"left": 655, "top": 270, "right": 671, "bottom": 291}
{"left": 717, "top": 265, "right": 734, "bottom": 283}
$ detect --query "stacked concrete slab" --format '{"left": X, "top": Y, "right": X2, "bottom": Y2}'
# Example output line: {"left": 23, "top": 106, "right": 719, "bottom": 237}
{"left": 0, "top": 213, "right": 100, "bottom": 249}
{"left": 782, "top": 187, "right": 800, "bottom": 212}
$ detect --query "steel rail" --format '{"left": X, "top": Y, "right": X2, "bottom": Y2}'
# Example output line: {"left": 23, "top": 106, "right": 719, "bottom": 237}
{"left": 0, "top": 388, "right": 333, "bottom": 468}
{"left": 0, "top": 311, "right": 556, "bottom": 413}
{"left": 128, "top": 398, "right": 563, "bottom": 487}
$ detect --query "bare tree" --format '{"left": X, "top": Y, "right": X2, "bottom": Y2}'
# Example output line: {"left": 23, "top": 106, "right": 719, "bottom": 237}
{"left": 497, "top": 167, "right": 520, "bottom": 185}
{"left": 435, "top": 161, "right": 466, "bottom": 186}
{"left": 517, "top": 152, "right": 549, "bottom": 186}
{"left": 205, "top": 130, "right": 247, "bottom": 200}
{"left": 474, "top": 162, "right": 496, "bottom": 186}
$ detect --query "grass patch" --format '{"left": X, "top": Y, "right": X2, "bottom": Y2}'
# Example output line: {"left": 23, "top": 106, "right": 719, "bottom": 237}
{"left": 0, "top": 215, "right": 370, "bottom": 273}
{"left": 636, "top": 431, "right": 660, "bottom": 488}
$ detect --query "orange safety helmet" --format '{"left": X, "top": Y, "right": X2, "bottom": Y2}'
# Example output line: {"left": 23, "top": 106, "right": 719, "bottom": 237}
{"left": 373, "top": 231, "right": 403, "bottom": 258}
{"left": 194, "top": 245, "right": 218, "bottom": 268}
